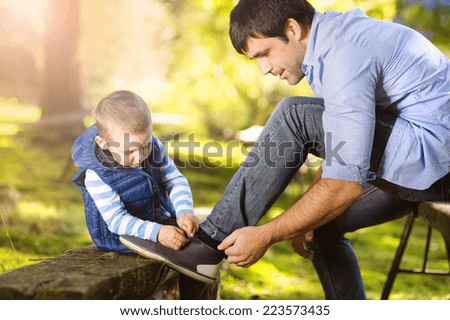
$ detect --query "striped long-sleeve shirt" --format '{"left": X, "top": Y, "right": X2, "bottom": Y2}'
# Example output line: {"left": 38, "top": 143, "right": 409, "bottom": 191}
{"left": 84, "top": 138, "right": 194, "bottom": 242}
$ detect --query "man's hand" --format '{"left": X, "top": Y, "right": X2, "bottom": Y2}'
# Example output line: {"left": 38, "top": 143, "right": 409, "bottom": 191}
{"left": 158, "top": 225, "right": 188, "bottom": 250}
{"left": 218, "top": 226, "right": 271, "bottom": 268}
{"left": 177, "top": 213, "right": 199, "bottom": 237}
{"left": 291, "top": 230, "right": 314, "bottom": 260}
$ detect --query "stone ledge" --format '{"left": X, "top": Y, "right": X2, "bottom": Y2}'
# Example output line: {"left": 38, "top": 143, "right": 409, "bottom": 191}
{"left": 0, "top": 245, "right": 173, "bottom": 299}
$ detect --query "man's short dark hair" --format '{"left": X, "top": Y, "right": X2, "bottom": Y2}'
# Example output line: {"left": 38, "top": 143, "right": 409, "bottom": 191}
{"left": 230, "top": 0, "right": 315, "bottom": 54}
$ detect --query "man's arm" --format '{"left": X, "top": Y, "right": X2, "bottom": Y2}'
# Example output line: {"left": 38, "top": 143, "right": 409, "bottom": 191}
{"left": 290, "top": 165, "right": 321, "bottom": 259}
{"left": 265, "top": 178, "right": 363, "bottom": 242}
{"left": 218, "top": 177, "right": 363, "bottom": 267}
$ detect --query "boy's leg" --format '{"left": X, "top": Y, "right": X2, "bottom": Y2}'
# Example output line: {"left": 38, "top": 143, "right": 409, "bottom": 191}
{"left": 202, "top": 96, "right": 326, "bottom": 240}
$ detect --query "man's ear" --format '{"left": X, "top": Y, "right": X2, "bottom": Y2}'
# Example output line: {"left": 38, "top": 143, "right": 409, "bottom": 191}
{"left": 285, "top": 18, "right": 303, "bottom": 41}
{"left": 95, "top": 135, "right": 108, "bottom": 149}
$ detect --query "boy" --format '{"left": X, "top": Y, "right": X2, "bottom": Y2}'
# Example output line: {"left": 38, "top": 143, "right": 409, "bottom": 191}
{"left": 72, "top": 90, "right": 199, "bottom": 253}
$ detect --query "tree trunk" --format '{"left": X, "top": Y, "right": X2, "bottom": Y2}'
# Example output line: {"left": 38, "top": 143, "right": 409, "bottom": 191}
{"left": 41, "top": 0, "right": 82, "bottom": 120}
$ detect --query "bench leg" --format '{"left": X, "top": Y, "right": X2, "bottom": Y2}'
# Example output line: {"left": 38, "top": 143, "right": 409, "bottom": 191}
{"left": 421, "top": 226, "right": 432, "bottom": 272}
{"left": 381, "top": 210, "right": 417, "bottom": 300}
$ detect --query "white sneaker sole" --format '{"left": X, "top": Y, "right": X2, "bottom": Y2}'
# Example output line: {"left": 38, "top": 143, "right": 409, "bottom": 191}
{"left": 119, "top": 236, "right": 217, "bottom": 285}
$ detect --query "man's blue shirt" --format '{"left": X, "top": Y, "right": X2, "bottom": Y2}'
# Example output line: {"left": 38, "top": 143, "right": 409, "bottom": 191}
{"left": 303, "top": 9, "right": 449, "bottom": 190}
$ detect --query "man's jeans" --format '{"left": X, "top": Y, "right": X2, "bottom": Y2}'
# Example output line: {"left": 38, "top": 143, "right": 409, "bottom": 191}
{"left": 201, "top": 96, "right": 449, "bottom": 299}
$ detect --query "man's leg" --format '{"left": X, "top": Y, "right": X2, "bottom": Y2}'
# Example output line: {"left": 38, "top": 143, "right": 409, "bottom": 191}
{"left": 202, "top": 96, "right": 326, "bottom": 241}
{"left": 119, "top": 96, "right": 425, "bottom": 291}
{"left": 308, "top": 185, "right": 416, "bottom": 299}
{"left": 200, "top": 98, "right": 416, "bottom": 299}
{"left": 119, "top": 97, "right": 327, "bottom": 285}
{"left": 372, "top": 173, "right": 450, "bottom": 202}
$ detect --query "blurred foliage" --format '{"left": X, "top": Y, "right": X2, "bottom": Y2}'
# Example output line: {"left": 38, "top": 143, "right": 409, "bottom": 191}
{"left": 2, "top": 0, "right": 445, "bottom": 137}
{"left": 155, "top": 0, "right": 396, "bottom": 138}
{"left": 155, "top": 0, "right": 312, "bottom": 138}
{"left": 1, "top": 0, "right": 449, "bottom": 300}
{"left": 395, "top": 0, "right": 450, "bottom": 46}
{"left": 0, "top": 128, "right": 448, "bottom": 299}
{"left": 0, "top": 128, "right": 91, "bottom": 272}
{"left": 79, "top": 0, "right": 173, "bottom": 106}
{"left": 313, "top": 0, "right": 397, "bottom": 19}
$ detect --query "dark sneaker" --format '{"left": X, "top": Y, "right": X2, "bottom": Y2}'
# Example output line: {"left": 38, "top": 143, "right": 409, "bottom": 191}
{"left": 119, "top": 235, "right": 225, "bottom": 284}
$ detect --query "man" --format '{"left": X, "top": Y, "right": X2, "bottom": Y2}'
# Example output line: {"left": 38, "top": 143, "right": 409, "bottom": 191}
{"left": 120, "top": 0, "right": 449, "bottom": 299}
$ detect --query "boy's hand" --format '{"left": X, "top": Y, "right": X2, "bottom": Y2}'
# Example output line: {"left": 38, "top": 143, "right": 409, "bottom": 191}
{"left": 157, "top": 225, "right": 188, "bottom": 250}
{"left": 177, "top": 213, "right": 199, "bottom": 238}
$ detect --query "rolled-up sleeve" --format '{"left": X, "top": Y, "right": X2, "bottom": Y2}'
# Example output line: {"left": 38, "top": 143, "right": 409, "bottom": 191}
{"left": 320, "top": 45, "right": 379, "bottom": 183}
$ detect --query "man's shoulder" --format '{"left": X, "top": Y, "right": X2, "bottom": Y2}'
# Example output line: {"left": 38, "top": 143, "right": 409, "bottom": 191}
{"left": 317, "top": 8, "right": 367, "bottom": 28}
{"left": 316, "top": 8, "right": 414, "bottom": 58}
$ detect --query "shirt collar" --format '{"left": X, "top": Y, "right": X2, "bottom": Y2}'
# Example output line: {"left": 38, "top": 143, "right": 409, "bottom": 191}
{"left": 302, "top": 10, "right": 324, "bottom": 72}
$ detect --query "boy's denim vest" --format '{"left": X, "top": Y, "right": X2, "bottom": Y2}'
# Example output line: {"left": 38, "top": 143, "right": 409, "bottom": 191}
{"left": 71, "top": 125, "right": 175, "bottom": 253}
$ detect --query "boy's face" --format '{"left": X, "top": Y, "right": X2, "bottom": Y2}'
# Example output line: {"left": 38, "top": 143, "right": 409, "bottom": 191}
{"left": 95, "top": 127, "right": 152, "bottom": 168}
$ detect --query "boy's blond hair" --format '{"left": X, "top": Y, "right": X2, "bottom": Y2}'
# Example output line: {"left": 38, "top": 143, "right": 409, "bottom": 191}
{"left": 94, "top": 90, "right": 152, "bottom": 139}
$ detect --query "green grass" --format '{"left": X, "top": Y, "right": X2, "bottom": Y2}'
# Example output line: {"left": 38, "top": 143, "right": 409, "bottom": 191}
{"left": 0, "top": 123, "right": 448, "bottom": 299}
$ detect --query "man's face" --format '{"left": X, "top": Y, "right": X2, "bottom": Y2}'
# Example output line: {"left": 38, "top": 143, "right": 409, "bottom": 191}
{"left": 96, "top": 127, "right": 152, "bottom": 168}
{"left": 246, "top": 34, "right": 306, "bottom": 85}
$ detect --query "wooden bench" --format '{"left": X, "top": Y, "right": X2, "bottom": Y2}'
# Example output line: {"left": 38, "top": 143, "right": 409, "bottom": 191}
{"left": 0, "top": 245, "right": 219, "bottom": 299}
{"left": 381, "top": 201, "right": 450, "bottom": 299}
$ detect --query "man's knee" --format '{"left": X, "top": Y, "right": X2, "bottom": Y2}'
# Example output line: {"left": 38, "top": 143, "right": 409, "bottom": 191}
{"left": 272, "top": 96, "right": 324, "bottom": 119}
{"left": 274, "top": 96, "right": 306, "bottom": 116}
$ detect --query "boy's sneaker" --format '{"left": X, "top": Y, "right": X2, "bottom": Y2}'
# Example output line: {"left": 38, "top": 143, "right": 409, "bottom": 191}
{"left": 119, "top": 235, "right": 225, "bottom": 285}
